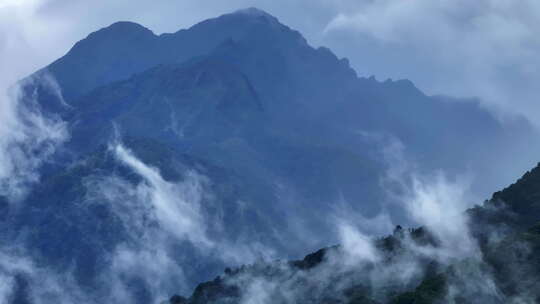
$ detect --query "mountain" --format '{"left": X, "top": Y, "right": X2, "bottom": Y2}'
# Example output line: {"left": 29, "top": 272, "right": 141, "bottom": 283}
{"left": 4, "top": 7, "right": 540, "bottom": 303}
{"left": 33, "top": 7, "right": 539, "bottom": 216}
{"left": 165, "top": 164, "right": 540, "bottom": 304}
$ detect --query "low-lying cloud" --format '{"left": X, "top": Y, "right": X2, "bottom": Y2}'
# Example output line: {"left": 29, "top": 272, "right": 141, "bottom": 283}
{"left": 75, "top": 140, "right": 278, "bottom": 301}
{"left": 113, "top": 144, "right": 212, "bottom": 248}
{"left": 0, "top": 74, "right": 68, "bottom": 201}
{"left": 2, "top": 1, "right": 540, "bottom": 302}
{"left": 0, "top": 246, "right": 94, "bottom": 304}
{"left": 211, "top": 137, "right": 523, "bottom": 303}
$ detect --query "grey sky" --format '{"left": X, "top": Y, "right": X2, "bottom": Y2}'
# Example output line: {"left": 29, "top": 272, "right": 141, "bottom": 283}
{"left": 1, "top": 0, "right": 540, "bottom": 124}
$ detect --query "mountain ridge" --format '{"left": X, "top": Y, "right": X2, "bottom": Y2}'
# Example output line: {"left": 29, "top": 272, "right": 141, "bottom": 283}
{"left": 5, "top": 7, "right": 540, "bottom": 303}
{"left": 44, "top": 8, "right": 339, "bottom": 101}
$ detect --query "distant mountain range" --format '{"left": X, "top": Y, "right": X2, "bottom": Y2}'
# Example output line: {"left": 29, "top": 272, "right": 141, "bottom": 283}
{"left": 3, "top": 7, "right": 540, "bottom": 304}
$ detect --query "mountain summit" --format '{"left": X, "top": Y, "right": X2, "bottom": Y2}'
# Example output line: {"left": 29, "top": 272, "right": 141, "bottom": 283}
{"left": 45, "top": 8, "right": 308, "bottom": 101}
{"left": 5, "top": 7, "right": 540, "bottom": 304}
{"left": 233, "top": 7, "right": 280, "bottom": 21}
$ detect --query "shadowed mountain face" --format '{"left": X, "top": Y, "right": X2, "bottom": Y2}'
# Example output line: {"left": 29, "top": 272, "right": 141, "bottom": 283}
{"left": 4, "top": 7, "right": 540, "bottom": 303}
{"left": 68, "top": 59, "right": 264, "bottom": 153}
{"left": 43, "top": 8, "right": 538, "bottom": 197}
{"left": 46, "top": 9, "right": 320, "bottom": 101}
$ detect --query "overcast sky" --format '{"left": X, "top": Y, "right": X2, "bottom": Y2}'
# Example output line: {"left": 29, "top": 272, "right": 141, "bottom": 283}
{"left": 1, "top": 0, "right": 539, "bottom": 124}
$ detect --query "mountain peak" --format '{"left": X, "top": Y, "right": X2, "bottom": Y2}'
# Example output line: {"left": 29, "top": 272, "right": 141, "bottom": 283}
{"left": 233, "top": 7, "right": 275, "bottom": 19}
{"left": 79, "top": 21, "right": 155, "bottom": 45}
{"left": 229, "top": 7, "right": 281, "bottom": 25}
{"left": 96, "top": 21, "right": 155, "bottom": 36}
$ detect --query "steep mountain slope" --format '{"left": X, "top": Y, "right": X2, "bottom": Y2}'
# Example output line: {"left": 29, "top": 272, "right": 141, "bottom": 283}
{"left": 38, "top": 8, "right": 538, "bottom": 200}
{"left": 470, "top": 162, "right": 540, "bottom": 232}
{"left": 45, "top": 8, "right": 333, "bottom": 102}
{"left": 4, "top": 7, "right": 540, "bottom": 303}
{"left": 67, "top": 58, "right": 264, "bottom": 153}
{"left": 46, "top": 21, "right": 160, "bottom": 100}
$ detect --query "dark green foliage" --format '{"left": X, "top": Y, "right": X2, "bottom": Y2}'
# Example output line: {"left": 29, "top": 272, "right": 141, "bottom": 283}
{"left": 390, "top": 274, "right": 446, "bottom": 304}
{"left": 291, "top": 246, "right": 337, "bottom": 270}
{"left": 344, "top": 285, "right": 379, "bottom": 304}
{"left": 190, "top": 277, "right": 240, "bottom": 304}
{"left": 489, "top": 163, "right": 540, "bottom": 229}
{"left": 169, "top": 295, "right": 189, "bottom": 304}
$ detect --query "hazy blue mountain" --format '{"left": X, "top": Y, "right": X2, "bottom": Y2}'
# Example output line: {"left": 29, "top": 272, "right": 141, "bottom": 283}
{"left": 37, "top": 7, "right": 536, "bottom": 209}
{"left": 5, "top": 7, "right": 540, "bottom": 303}
{"left": 40, "top": 8, "right": 538, "bottom": 198}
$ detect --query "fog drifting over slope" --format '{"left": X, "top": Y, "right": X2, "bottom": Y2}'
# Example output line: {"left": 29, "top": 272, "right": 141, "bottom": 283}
{"left": 1, "top": 1, "right": 540, "bottom": 302}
